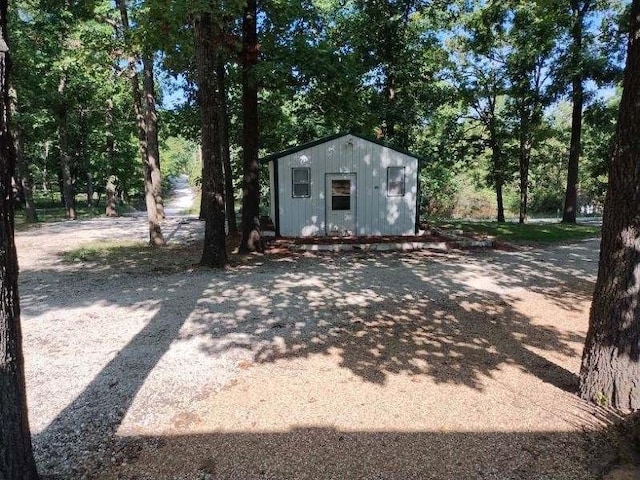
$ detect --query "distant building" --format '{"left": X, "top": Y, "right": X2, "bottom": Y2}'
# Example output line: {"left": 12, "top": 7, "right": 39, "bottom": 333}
{"left": 262, "top": 133, "right": 421, "bottom": 237}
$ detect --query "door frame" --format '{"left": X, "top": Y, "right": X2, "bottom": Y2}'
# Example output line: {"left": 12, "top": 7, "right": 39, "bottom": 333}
{"left": 324, "top": 172, "right": 357, "bottom": 235}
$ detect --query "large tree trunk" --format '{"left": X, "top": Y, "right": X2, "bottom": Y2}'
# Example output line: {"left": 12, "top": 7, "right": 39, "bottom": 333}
{"left": 218, "top": 61, "right": 237, "bottom": 236}
{"left": 56, "top": 76, "right": 76, "bottom": 220}
{"left": 133, "top": 69, "right": 163, "bottom": 245}
{"left": 518, "top": 112, "right": 531, "bottom": 224}
{"left": 142, "top": 54, "right": 164, "bottom": 220}
{"left": 0, "top": 8, "right": 40, "bottom": 478}
{"left": 195, "top": 11, "right": 227, "bottom": 268}
{"left": 115, "top": 0, "right": 164, "bottom": 246}
{"left": 238, "top": 0, "right": 263, "bottom": 253}
{"left": 579, "top": 0, "right": 640, "bottom": 411}
{"left": 104, "top": 99, "right": 118, "bottom": 217}
{"left": 562, "top": 1, "right": 586, "bottom": 224}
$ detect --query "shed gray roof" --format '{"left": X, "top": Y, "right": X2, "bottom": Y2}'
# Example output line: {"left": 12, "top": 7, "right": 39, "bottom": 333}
{"left": 260, "top": 132, "right": 427, "bottom": 164}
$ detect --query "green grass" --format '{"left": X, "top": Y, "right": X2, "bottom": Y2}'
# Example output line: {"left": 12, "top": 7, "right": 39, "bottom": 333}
{"left": 429, "top": 219, "right": 601, "bottom": 243}
{"left": 61, "top": 240, "right": 199, "bottom": 273}
{"left": 62, "top": 240, "right": 143, "bottom": 263}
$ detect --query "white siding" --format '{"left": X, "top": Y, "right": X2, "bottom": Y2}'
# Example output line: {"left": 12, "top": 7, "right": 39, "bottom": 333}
{"left": 272, "top": 134, "right": 418, "bottom": 237}
{"left": 268, "top": 161, "right": 275, "bottom": 223}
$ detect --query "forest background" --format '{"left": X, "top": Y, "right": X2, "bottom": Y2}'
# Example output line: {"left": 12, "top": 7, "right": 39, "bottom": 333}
{"left": 7, "top": 0, "right": 630, "bottom": 229}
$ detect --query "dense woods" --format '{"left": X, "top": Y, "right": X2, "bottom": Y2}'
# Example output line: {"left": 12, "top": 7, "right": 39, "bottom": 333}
{"left": 5, "top": 1, "right": 628, "bottom": 238}
{"left": 3, "top": 0, "right": 640, "bottom": 472}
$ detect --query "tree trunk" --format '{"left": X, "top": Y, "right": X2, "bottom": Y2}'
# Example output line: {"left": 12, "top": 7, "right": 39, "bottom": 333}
{"left": 562, "top": 2, "right": 586, "bottom": 224}
{"left": 579, "top": 0, "right": 640, "bottom": 411}
{"left": 104, "top": 99, "right": 118, "bottom": 217}
{"left": 57, "top": 76, "right": 76, "bottom": 220}
{"left": 115, "top": 0, "right": 164, "bottom": 246}
{"left": 218, "top": 61, "right": 237, "bottom": 236}
{"left": 0, "top": 8, "right": 40, "bottom": 477}
{"left": 12, "top": 124, "right": 36, "bottom": 222}
{"left": 105, "top": 175, "right": 118, "bottom": 217}
{"left": 195, "top": 11, "right": 227, "bottom": 268}
{"left": 488, "top": 115, "right": 505, "bottom": 223}
{"left": 197, "top": 145, "right": 207, "bottom": 221}
{"left": 8, "top": 88, "right": 37, "bottom": 222}
{"left": 142, "top": 54, "right": 164, "bottom": 220}
{"left": 496, "top": 182, "right": 505, "bottom": 223}
{"left": 238, "top": 0, "right": 263, "bottom": 254}
{"left": 518, "top": 113, "right": 531, "bottom": 224}
{"left": 86, "top": 172, "right": 94, "bottom": 207}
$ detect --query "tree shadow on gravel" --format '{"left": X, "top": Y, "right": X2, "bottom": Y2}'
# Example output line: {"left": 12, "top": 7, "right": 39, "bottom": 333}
{"left": 187, "top": 245, "right": 596, "bottom": 391}
{"left": 19, "top": 241, "right": 219, "bottom": 477}
{"left": 90, "top": 427, "right": 619, "bottom": 480}
{"left": 19, "top": 239, "right": 602, "bottom": 478}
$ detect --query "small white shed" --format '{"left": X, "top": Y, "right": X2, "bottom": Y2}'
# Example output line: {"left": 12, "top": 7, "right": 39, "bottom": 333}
{"left": 263, "top": 133, "right": 421, "bottom": 237}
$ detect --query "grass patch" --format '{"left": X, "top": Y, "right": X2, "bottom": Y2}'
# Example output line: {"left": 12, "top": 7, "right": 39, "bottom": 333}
{"left": 62, "top": 240, "right": 200, "bottom": 273}
{"left": 429, "top": 219, "right": 601, "bottom": 243}
{"left": 63, "top": 240, "right": 143, "bottom": 262}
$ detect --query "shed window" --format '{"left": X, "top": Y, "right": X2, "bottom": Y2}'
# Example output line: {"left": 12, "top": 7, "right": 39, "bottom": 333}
{"left": 387, "top": 167, "right": 405, "bottom": 196}
{"left": 331, "top": 179, "right": 351, "bottom": 211}
{"left": 292, "top": 168, "right": 310, "bottom": 197}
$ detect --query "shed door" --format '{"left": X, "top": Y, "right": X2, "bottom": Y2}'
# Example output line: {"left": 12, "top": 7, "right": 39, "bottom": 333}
{"left": 325, "top": 173, "right": 356, "bottom": 235}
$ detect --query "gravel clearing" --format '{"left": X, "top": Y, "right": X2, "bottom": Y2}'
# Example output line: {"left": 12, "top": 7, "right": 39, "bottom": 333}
{"left": 16, "top": 212, "right": 616, "bottom": 479}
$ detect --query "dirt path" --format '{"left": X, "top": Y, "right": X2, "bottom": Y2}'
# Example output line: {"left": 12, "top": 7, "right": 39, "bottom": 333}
{"left": 16, "top": 219, "right": 613, "bottom": 479}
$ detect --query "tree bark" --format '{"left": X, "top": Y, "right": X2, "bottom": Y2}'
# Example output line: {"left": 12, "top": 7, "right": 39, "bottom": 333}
{"left": 115, "top": 0, "right": 164, "bottom": 246}
{"left": 12, "top": 124, "right": 36, "bottom": 223}
{"left": 238, "top": 0, "right": 263, "bottom": 253}
{"left": 488, "top": 113, "right": 505, "bottom": 223}
{"left": 495, "top": 182, "right": 505, "bottom": 223}
{"left": 0, "top": 7, "right": 40, "bottom": 477}
{"left": 8, "top": 88, "right": 37, "bottom": 223}
{"left": 579, "top": 0, "right": 640, "bottom": 411}
{"left": 195, "top": 11, "right": 228, "bottom": 268}
{"left": 142, "top": 54, "right": 164, "bottom": 220}
{"left": 104, "top": 99, "right": 118, "bottom": 217}
{"left": 218, "top": 61, "right": 237, "bottom": 236}
{"left": 56, "top": 75, "right": 76, "bottom": 220}
{"left": 105, "top": 175, "right": 118, "bottom": 217}
{"left": 562, "top": 1, "right": 587, "bottom": 224}
{"left": 518, "top": 111, "right": 531, "bottom": 224}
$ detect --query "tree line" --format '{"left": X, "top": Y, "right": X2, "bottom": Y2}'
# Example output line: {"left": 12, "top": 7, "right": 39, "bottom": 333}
{"left": 4, "top": 0, "right": 630, "bottom": 266}
{"left": 2, "top": 0, "right": 640, "bottom": 476}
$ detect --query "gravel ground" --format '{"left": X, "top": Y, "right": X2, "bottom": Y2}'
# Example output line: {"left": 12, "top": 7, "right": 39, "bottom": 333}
{"left": 16, "top": 209, "right": 616, "bottom": 479}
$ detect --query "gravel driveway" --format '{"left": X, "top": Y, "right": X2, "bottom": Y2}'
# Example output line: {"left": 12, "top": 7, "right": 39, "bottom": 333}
{"left": 16, "top": 217, "right": 611, "bottom": 479}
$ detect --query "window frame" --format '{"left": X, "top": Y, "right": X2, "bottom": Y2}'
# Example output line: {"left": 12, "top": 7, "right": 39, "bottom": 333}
{"left": 330, "top": 179, "right": 352, "bottom": 211}
{"left": 291, "top": 167, "right": 311, "bottom": 198}
{"left": 387, "top": 166, "right": 406, "bottom": 197}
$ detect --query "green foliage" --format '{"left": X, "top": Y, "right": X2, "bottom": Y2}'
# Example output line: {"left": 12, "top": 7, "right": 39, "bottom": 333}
{"left": 431, "top": 219, "right": 601, "bottom": 243}
{"left": 8, "top": 0, "right": 626, "bottom": 227}
{"left": 581, "top": 93, "right": 620, "bottom": 205}
{"left": 159, "top": 135, "right": 199, "bottom": 179}
{"left": 10, "top": 0, "right": 143, "bottom": 203}
{"left": 419, "top": 162, "right": 458, "bottom": 217}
